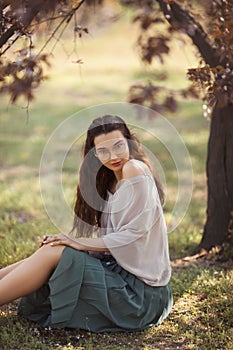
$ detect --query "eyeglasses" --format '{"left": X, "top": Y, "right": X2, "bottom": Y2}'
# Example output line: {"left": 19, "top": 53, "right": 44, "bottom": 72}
{"left": 94, "top": 140, "right": 127, "bottom": 161}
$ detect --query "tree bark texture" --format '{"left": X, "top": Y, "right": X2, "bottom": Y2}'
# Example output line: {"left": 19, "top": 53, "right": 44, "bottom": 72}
{"left": 155, "top": 0, "right": 221, "bottom": 67}
{"left": 200, "top": 104, "right": 233, "bottom": 249}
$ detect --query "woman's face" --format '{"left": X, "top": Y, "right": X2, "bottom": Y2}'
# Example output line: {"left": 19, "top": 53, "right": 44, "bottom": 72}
{"left": 93, "top": 130, "right": 130, "bottom": 173}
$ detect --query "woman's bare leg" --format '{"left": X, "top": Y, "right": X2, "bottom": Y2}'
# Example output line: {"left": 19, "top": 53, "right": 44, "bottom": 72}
{"left": 0, "top": 260, "right": 26, "bottom": 280}
{"left": 0, "top": 244, "right": 65, "bottom": 306}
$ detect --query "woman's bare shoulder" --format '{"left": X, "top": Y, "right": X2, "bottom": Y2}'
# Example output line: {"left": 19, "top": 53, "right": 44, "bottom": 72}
{"left": 122, "top": 159, "right": 149, "bottom": 179}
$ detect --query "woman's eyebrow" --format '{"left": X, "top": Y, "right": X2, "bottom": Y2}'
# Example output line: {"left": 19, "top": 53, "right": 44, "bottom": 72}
{"left": 96, "top": 139, "right": 124, "bottom": 150}
{"left": 95, "top": 146, "right": 107, "bottom": 151}
{"left": 114, "top": 139, "right": 124, "bottom": 145}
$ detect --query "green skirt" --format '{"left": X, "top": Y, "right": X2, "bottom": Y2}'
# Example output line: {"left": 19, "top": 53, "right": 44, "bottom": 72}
{"left": 17, "top": 247, "right": 173, "bottom": 333}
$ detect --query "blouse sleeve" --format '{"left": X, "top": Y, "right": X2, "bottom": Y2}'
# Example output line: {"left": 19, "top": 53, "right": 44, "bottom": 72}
{"left": 102, "top": 173, "right": 165, "bottom": 265}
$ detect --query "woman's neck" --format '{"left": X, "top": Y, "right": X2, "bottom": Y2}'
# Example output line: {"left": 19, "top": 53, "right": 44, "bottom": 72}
{"left": 114, "top": 170, "right": 122, "bottom": 181}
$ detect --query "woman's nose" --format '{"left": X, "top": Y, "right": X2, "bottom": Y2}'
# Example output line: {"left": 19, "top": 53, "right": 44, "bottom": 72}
{"left": 109, "top": 150, "right": 118, "bottom": 159}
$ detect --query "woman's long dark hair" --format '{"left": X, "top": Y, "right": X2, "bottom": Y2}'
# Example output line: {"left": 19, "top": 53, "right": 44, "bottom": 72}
{"left": 72, "top": 115, "right": 164, "bottom": 237}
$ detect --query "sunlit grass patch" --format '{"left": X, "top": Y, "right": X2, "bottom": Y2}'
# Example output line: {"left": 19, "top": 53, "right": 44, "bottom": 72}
{"left": 167, "top": 266, "right": 233, "bottom": 350}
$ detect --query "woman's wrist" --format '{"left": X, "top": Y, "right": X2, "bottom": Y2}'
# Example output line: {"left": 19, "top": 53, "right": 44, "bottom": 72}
{"left": 74, "top": 237, "right": 108, "bottom": 252}
{"left": 71, "top": 238, "right": 87, "bottom": 251}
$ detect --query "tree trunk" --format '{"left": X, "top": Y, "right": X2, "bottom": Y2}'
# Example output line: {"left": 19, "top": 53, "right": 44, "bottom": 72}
{"left": 200, "top": 104, "right": 233, "bottom": 250}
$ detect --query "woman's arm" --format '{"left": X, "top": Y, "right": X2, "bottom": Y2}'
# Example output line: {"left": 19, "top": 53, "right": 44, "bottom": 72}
{"left": 41, "top": 234, "right": 109, "bottom": 252}
{"left": 41, "top": 161, "right": 149, "bottom": 253}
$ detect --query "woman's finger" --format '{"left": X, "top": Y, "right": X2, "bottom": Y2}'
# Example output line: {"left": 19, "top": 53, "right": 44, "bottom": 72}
{"left": 46, "top": 237, "right": 57, "bottom": 244}
{"left": 39, "top": 235, "right": 49, "bottom": 247}
{"left": 50, "top": 238, "right": 68, "bottom": 246}
{"left": 40, "top": 234, "right": 70, "bottom": 247}
{"left": 50, "top": 240, "right": 63, "bottom": 246}
{"left": 41, "top": 235, "right": 56, "bottom": 245}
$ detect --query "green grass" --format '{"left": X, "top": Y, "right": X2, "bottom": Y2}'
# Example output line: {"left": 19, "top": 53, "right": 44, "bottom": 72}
{"left": 0, "top": 11, "right": 232, "bottom": 350}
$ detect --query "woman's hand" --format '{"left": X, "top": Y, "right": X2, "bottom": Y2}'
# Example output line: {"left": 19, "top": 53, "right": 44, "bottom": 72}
{"left": 40, "top": 234, "right": 84, "bottom": 250}
{"left": 40, "top": 235, "right": 108, "bottom": 252}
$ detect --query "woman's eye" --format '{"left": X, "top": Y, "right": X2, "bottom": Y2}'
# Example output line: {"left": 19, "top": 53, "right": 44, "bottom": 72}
{"left": 114, "top": 142, "right": 125, "bottom": 151}
{"left": 117, "top": 142, "right": 123, "bottom": 148}
{"left": 98, "top": 149, "right": 108, "bottom": 155}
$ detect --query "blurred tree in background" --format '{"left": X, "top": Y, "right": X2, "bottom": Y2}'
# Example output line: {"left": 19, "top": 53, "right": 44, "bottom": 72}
{"left": 0, "top": 0, "right": 232, "bottom": 253}
{"left": 124, "top": 0, "right": 233, "bottom": 253}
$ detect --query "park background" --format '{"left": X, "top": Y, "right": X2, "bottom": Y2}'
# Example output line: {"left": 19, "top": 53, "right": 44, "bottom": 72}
{"left": 0, "top": 3, "right": 232, "bottom": 350}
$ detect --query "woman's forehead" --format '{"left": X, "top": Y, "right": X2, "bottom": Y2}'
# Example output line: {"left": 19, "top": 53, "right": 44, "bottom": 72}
{"left": 94, "top": 130, "right": 125, "bottom": 147}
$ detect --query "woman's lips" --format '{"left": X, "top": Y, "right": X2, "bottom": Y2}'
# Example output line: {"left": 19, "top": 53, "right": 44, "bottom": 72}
{"left": 111, "top": 161, "right": 122, "bottom": 167}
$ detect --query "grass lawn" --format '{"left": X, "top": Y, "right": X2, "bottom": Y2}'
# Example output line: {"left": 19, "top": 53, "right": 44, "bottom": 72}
{"left": 0, "top": 8, "right": 232, "bottom": 350}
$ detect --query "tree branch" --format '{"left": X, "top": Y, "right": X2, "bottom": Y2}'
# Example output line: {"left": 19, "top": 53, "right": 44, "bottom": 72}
{"left": 155, "top": 0, "right": 221, "bottom": 67}
{"left": 0, "top": 0, "right": 86, "bottom": 54}
{"left": 36, "top": 0, "right": 86, "bottom": 56}
{"left": 0, "top": 4, "right": 41, "bottom": 51}
{"left": 0, "top": 1, "right": 10, "bottom": 11}
{"left": 0, "top": 25, "right": 18, "bottom": 49}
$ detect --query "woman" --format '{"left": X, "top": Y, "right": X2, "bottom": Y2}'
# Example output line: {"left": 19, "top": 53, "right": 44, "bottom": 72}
{"left": 0, "top": 115, "right": 173, "bottom": 332}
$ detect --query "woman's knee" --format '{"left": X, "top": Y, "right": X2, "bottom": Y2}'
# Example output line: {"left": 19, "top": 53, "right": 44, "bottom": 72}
{"left": 36, "top": 244, "right": 65, "bottom": 265}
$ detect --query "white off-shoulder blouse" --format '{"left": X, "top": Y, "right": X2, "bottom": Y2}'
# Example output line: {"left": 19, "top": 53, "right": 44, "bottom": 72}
{"left": 102, "top": 160, "right": 171, "bottom": 287}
